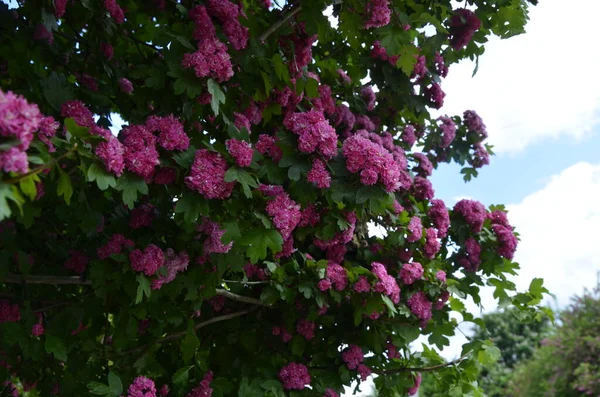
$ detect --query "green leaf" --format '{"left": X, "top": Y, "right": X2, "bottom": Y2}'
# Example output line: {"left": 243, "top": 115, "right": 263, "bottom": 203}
{"left": 57, "top": 169, "right": 73, "bottom": 204}
{"left": 108, "top": 372, "right": 123, "bottom": 396}
{"left": 221, "top": 221, "right": 241, "bottom": 244}
{"left": 115, "top": 173, "right": 148, "bottom": 208}
{"left": 88, "top": 382, "right": 111, "bottom": 395}
{"left": 207, "top": 78, "right": 226, "bottom": 116}
{"left": 528, "top": 278, "right": 546, "bottom": 297}
{"left": 45, "top": 334, "right": 67, "bottom": 362}
{"left": 41, "top": 72, "right": 74, "bottom": 111}
{"left": 272, "top": 54, "right": 290, "bottom": 83}
{"left": 175, "top": 193, "right": 209, "bottom": 224}
{"left": 18, "top": 175, "right": 37, "bottom": 201}
{"left": 291, "top": 335, "right": 306, "bottom": 356}
{"left": 87, "top": 162, "right": 117, "bottom": 191}
{"left": 172, "top": 365, "right": 194, "bottom": 386}
{"left": 396, "top": 44, "right": 419, "bottom": 76}
{"left": 181, "top": 327, "right": 200, "bottom": 363}
{"left": 477, "top": 343, "right": 501, "bottom": 367}
{"left": 243, "top": 228, "right": 284, "bottom": 263}
{"left": 64, "top": 118, "right": 90, "bottom": 138}
{"left": 136, "top": 275, "right": 151, "bottom": 304}
{"left": 381, "top": 295, "right": 397, "bottom": 317}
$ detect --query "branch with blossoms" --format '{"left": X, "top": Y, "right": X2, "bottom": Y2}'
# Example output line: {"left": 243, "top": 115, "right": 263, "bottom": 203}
{"left": 3, "top": 144, "right": 78, "bottom": 185}
{"left": 374, "top": 352, "right": 472, "bottom": 374}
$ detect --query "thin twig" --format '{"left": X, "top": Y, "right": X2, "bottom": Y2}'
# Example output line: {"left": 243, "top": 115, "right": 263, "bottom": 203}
{"left": 375, "top": 352, "right": 472, "bottom": 374}
{"left": 258, "top": 5, "right": 303, "bottom": 42}
{"left": 216, "top": 288, "right": 270, "bottom": 306}
{"left": 33, "top": 292, "right": 95, "bottom": 313}
{"left": 4, "top": 144, "right": 78, "bottom": 184}
{"left": 222, "top": 279, "right": 270, "bottom": 285}
{"left": 2, "top": 274, "right": 91, "bottom": 285}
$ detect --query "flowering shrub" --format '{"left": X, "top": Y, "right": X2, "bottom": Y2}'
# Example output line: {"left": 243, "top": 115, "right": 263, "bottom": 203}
{"left": 0, "top": 0, "right": 549, "bottom": 396}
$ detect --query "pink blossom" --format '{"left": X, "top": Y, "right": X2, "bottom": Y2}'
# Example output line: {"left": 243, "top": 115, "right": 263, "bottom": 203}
{"left": 449, "top": 9, "right": 481, "bottom": 50}
{"left": 64, "top": 250, "right": 88, "bottom": 274}
{"left": 278, "top": 363, "right": 311, "bottom": 390}
{"left": 357, "top": 364, "right": 372, "bottom": 381}
{"left": 38, "top": 116, "right": 59, "bottom": 151}
{"left": 104, "top": 0, "right": 125, "bottom": 24}
{"left": 371, "top": 262, "right": 400, "bottom": 303}
{"left": 470, "top": 143, "right": 490, "bottom": 168}
{"left": 243, "top": 100, "right": 264, "bottom": 125}
{"left": 285, "top": 29, "right": 317, "bottom": 76}
{"left": 387, "top": 343, "right": 401, "bottom": 359}
{"left": 0, "top": 89, "right": 41, "bottom": 150}
{"left": 61, "top": 100, "right": 95, "bottom": 128}
{"left": 146, "top": 115, "right": 189, "bottom": 151}
{"left": 151, "top": 249, "right": 190, "bottom": 290}
{"left": 436, "top": 270, "right": 447, "bottom": 283}
{"left": 101, "top": 43, "right": 114, "bottom": 60}
{"left": 438, "top": 116, "right": 456, "bottom": 148}
{"left": 118, "top": 77, "right": 134, "bottom": 94}
{"left": 258, "top": 184, "right": 285, "bottom": 197}
{"left": 54, "top": 0, "right": 67, "bottom": 18}
{"left": 34, "top": 24, "right": 54, "bottom": 44}
{"left": 243, "top": 263, "right": 266, "bottom": 280}
{"left": 197, "top": 218, "right": 234, "bottom": 256}
{"left": 364, "top": 0, "right": 391, "bottom": 29}
{"left": 423, "top": 228, "right": 441, "bottom": 258}
{"left": 434, "top": 52, "right": 448, "bottom": 77}
{"left": 121, "top": 125, "right": 160, "bottom": 179}
{"left": 412, "top": 55, "right": 427, "bottom": 80}
{"left": 361, "top": 86, "right": 376, "bottom": 111}
{"left": 407, "top": 216, "right": 423, "bottom": 243}
{"left": 95, "top": 137, "right": 125, "bottom": 176}
{"left": 185, "top": 149, "right": 235, "bottom": 199}
{"left": 492, "top": 224, "right": 518, "bottom": 259}
{"left": 226, "top": 139, "right": 253, "bottom": 167}
{"left": 458, "top": 237, "right": 481, "bottom": 272}
{"left": 182, "top": 38, "right": 234, "bottom": 83}
{"left": 127, "top": 376, "right": 156, "bottom": 397}
{"left": 342, "top": 135, "right": 402, "bottom": 192}
{"left": 434, "top": 290, "right": 450, "bottom": 310}
{"left": 158, "top": 385, "right": 169, "bottom": 397}
{"left": 354, "top": 276, "right": 371, "bottom": 293}
{"left": 323, "top": 389, "right": 339, "bottom": 397}
{"left": 413, "top": 153, "right": 433, "bottom": 177}
{"left": 412, "top": 176, "right": 434, "bottom": 201}
{"left": 283, "top": 110, "right": 338, "bottom": 159}
{"left": 337, "top": 69, "right": 352, "bottom": 85}
{"left": 299, "top": 204, "right": 321, "bottom": 227}
{"left": 408, "top": 373, "right": 422, "bottom": 396}
{"left": 488, "top": 210, "right": 510, "bottom": 227}
{"left": 187, "top": 371, "right": 213, "bottom": 397}
{"left": 312, "top": 84, "right": 336, "bottom": 116}
{"left": 392, "top": 200, "right": 404, "bottom": 215}
{"left": 206, "top": 0, "right": 248, "bottom": 50}
{"left": 129, "top": 244, "right": 164, "bottom": 276}
{"left": 401, "top": 125, "right": 417, "bottom": 148}
{"left": 454, "top": 199, "right": 486, "bottom": 232}
{"left": 307, "top": 158, "right": 331, "bottom": 188}
{"left": 265, "top": 190, "right": 301, "bottom": 241}
{"left": 97, "top": 234, "right": 134, "bottom": 259}
{"left": 32, "top": 323, "right": 45, "bottom": 336}
{"left": 400, "top": 262, "right": 424, "bottom": 285}
{"left": 189, "top": 6, "right": 215, "bottom": 40}
{"left": 0, "top": 147, "right": 28, "bottom": 174}
{"left": 0, "top": 300, "right": 21, "bottom": 323}
{"left": 356, "top": 115, "right": 376, "bottom": 132}
{"left": 129, "top": 204, "right": 154, "bottom": 229}
{"left": 428, "top": 199, "right": 450, "bottom": 238}
{"left": 463, "top": 110, "right": 488, "bottom": 138}
{"left": 255, "top": 134, "right": 282, "bottom": 162}
{"left": 296, "top": 319, "right": 315, "bottom": 340}
{"left": 407, "top": 291, "right": 433, "bottom": 325}
{"left": 333, "top": 104, "right": 355, "bottom": 136}
{"left": 342, "top": 345, "right": 364, "bottom": 369}
{"left": 426, "top": 82, "right": 445, "bottom": 109}
{"left": 153, "top": 167, "right": 177, "bottom": 184}
{"left": 322, "top": 262, "right": 348, "bottom": 291}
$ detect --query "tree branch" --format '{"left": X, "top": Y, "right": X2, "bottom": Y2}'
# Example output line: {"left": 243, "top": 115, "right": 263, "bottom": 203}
{"left": 375, "top": 352, "right": 472, "bottom": 374}
{"left": 1, "top": 274, "right": 91, "bottom": 285}
{"left": 258, "top": 5, "right": 303, "bottom": 42}
{"left": 222, "top": 279, "right": 271, "bottom": 285}
{"left": 216, "top": 288, "right": 270, "bottom": 307}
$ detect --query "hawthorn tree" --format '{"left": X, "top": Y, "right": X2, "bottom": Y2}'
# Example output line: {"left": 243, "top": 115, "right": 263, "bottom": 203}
{"left": 0, "top": 0, "right": 550, "bottom": 396}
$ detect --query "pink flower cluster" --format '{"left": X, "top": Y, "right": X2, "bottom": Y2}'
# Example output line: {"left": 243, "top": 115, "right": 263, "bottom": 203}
{"left": 296, "top": 319, "right": 316, "bottom": 340}
{"left": 97, "top": 234, "right": 134, "bottom": 259}
{"left": 353, "top": 275, "right": 371, "bottom": 293}
{"left": 413, "top": 153, "right": 433, "bottom": 177}
{"left": 323, "top": 389, "right": 339, "bottom": 397}
{"left": 186, "top": 149, "right": 234, "bottom": 199}
{"left": 151, "top": 249, "right": 190, "bottom": 290}
{"left": 197, "top": 218, "right": 234, "bottom": 257}
{"left": 104, "top": 0, "right": 125, "bottom": 24}
{"left": 364, "top": 0, "right": 391, "bottom": 29}
{"left": 187, "top": 371, "right": 213, "bottom": 397}
{"left": 342, "top": 135, "right": 403, "bottom": 192}
{"left": 337, "top": 69, "right": 352, "bottom": 85}
{"left": 401, "top": 125, "right": 417, "bottom": 148}
{"left": 64, "top": 250, "right": 89, "bottom": 274}
{"left": 0, "top": 90, "right": 44, "bottom": 174}
{"left": 182, "top": 37, "right": 233, "bottom": 83}
{"left": 361, "top": 86, "right": 376, "bottom": 111}
{"left": 206, "top": 0, "right": 248, "bottom": 51}
{"left": 407, "top": 291, "right": 433, "bottom": 326}
{"left": 314, "top": 212, "right": 356, "bottom": 262}
{"left": 428, "top": 199, "right": 450, "bottom": 238}
{"left": 449, "top": 8, "right": 481, "bottom": 50}
{"left": 470, "top": 143, "right": 490, "bottom": 168}
{"left": 312, "top": 84, "right": 336, "bottom": 116}
{"left": 434, "top": 52, "right": 448, "bottom": 77}
{"left": 272, "top": 326, "right": 292, "bottom": 343}
{"left": 453, "top": 199, "right": 486, "bottom": 232}
{"left": 318, "top": 262, "right": 348, "bottom": 291}
{"left": 371, "top": 41, "right": 399, "bottom": 66}
{"left": 146, "top": 115, "right": 190, "bottom": 151}
{"left": 285, "top": 27, "right": 317, "bottom": 76}
{"left": 126, "top": 376, "right": 156, "bottom": 397}
{"left": 307, "top": 158, "right": 331, "bottom": 188}
{"left": 423, "top": 228, "right": 441, "bottom": 258}
{"left": 61, "top": 100, "right": 94, "bottom": 128}
{"left": 120, "top": 125, "right": 160, "bottom": 179}
{"left": 153, "top": 167, "right": 177, "bottom": 184}
{"left": 458, "top": 237, "right": 481, "bottom": 272}
{"left": 491, "top": 222, "right": 518, "bottom": 260}
{"left": 129, "top": 244, "right": 164, "bottom": 276}
{"left": 342, "top": 345, "right": 364, "bottom": 369}
{"left": 407, "top": 216, "right": 423, "bottom": 243}
{"left": 437, "top": 116, "right": 456, "bottom": 148}
{"left": 426, "top": 82, "right": 445, "bottom": 109}
{"left": 0, "top": 300, "right": 21, "bottom": 323}
{"left": 371, "top": 262, "right": 400, "bottom": 303}
{"left": 412, "top": 55, "right": 427, "bottom": 80}
{"left": 299, "top": 204, "right": 321, "bottom": 227}
{"left": 54, "top": 0, "right": 67, "bottom": 18}
{"left": 463, "top": 110, "right": 488, "bottom": 138}
{"left": 225, "top": 138, "right": 253, "bottom": 167}
{"left": 408, "top": 373, "right": 422, "bottom": 396}
{"left": 434, "top": 290, "right": 450, "bottom": 310}
{"left": 31, "top": 323, "right": 45, "bottom": 337}
{"left": 278, "top": 363, "right": 311, "bottom": 390}
{"left": 256, "top": 134, "right": 282, "bottom": 162}
{"left": 265, "top": 189, "right": 301, "bottom": 257}
{"left": 400, "top": 262, "right": 424, "bottom": 285}
{"left": 283, "top": 110, "right": 338, "bottom": 158}
{"left": 129, "top": 204, "right": 155, "bottom": 229}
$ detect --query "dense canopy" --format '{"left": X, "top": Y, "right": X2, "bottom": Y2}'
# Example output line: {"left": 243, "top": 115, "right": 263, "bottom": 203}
{"left": 0, "top": 0, "right": 549, "bottom": 396}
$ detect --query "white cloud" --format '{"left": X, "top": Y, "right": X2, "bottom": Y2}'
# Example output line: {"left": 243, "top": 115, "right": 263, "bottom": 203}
{"left": 439, "top": 0, "right": 600, "bottom": 153}
{"left": 507, "top": 161, "right": 600, "bottom": 307}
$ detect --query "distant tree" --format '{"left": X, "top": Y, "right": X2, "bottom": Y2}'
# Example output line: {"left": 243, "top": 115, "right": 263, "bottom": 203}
{"left": 508, "top": 283, "right": 600, "bottom": 397}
